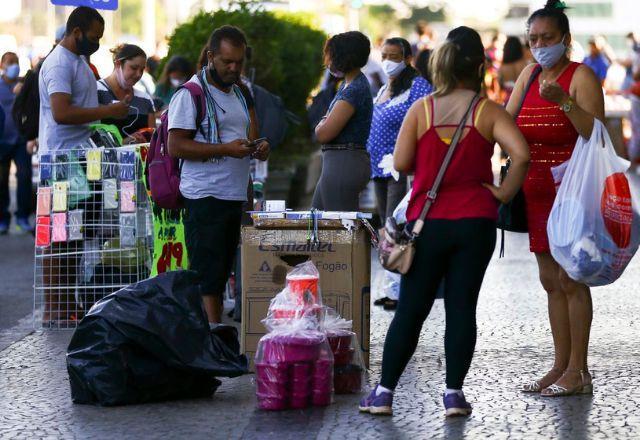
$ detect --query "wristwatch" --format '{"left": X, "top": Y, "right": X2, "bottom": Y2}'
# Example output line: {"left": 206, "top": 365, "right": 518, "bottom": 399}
{"left": 559, "top": 96, "right": 574, "bottom": 113}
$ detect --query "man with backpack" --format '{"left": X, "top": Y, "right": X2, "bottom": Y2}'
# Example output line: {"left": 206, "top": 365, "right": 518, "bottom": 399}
{"left": 0, "top": 52, "right": 32, "bottom": 234}
{"left": 167, "top": 25, "right": 269, "bottom": 325}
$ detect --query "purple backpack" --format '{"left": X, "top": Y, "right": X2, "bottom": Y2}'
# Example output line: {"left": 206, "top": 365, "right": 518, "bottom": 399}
{"left": 146, "top": 82, "right": 206, "bottom": 209}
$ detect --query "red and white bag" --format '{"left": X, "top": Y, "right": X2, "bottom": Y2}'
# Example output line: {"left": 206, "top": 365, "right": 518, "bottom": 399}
{"left": 548, "top": 120, "right": 640, "bottom": 286}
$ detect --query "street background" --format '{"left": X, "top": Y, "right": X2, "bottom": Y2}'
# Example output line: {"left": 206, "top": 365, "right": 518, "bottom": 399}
{"left": 1, "top": 174, "right": 640, "bottom": 439}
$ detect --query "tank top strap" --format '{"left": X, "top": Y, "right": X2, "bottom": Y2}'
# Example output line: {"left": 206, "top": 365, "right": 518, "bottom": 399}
{"left": 422, "top": 96, "right": 431, "bottom": 131}
{"left": 472, "top": 98, "right": 488, "bottom": 127}
{"left": 557, "top": 61, "right": 581, "bottom": 88}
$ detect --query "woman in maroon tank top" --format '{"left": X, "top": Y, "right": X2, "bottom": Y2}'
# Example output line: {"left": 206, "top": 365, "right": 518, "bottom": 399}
{"left": 359, "top": 26, "right": 529, "bottom": 418}
{"left": 507, "top": 1, "right": 605, "bottom": 397}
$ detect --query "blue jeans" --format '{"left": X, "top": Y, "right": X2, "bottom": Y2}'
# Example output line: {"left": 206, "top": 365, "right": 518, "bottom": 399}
{"left": 0, "top": 142, "right": 32, "bottom": 221}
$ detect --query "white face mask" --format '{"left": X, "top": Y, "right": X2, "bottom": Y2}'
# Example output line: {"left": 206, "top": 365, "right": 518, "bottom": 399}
{"left": 382, "top": 59, "right": 406, "bottom": 78}
{"left": 530, "top": 35, "right": 567, "bottom": 69}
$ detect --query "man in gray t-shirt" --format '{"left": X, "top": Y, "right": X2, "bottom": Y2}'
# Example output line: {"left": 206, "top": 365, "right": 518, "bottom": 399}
{"left": 168, "top": 26, "right": 269, "bottom": 324}
{"left": 38, "top": 6, "right": 129, "bottom": 153}
{"left": 38, "top": 6, "right": 130, "bottom": 325}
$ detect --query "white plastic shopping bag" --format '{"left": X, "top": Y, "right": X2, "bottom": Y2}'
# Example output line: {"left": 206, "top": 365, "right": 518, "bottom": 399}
{"left": 547, "top": 120, "right": 640, "bottom": 286}
{"left": 392, "top": 190, "right": 412, "bottom": 225}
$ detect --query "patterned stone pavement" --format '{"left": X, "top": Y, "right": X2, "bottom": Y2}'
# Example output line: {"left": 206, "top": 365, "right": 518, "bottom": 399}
{"left": 1, "top": 230, "right": 640, "bottom": 439}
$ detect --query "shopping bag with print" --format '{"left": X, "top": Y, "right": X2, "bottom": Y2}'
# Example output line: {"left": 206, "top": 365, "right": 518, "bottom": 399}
{"left": 547, "top": 120, "right": 640, "bottom": 286}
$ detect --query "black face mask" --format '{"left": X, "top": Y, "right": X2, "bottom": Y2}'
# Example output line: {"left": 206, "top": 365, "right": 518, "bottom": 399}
{"left": 209, "top": 64, "right": 236, "bottom": 89}
{"left": 76, "top": 32, "right": 99, "bottom": 57}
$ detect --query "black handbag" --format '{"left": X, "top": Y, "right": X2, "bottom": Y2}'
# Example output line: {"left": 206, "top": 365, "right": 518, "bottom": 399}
{"left": 497, "top": 65, "right": 542, "bottom": 256}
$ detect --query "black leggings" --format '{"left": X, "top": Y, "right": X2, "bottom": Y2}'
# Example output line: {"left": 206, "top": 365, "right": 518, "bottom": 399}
{"left": 380, "top": 218, "right": 496, "bottom": 390}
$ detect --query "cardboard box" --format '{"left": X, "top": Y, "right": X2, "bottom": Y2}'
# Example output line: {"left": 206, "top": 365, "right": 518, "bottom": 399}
{"left": 241, "top": 221, "right": 371, "bottom": 370}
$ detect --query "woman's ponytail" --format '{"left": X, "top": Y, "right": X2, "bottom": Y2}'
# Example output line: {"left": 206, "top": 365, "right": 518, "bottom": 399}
{"left": 429, "top": 41, "right": 459, "bottom": 97}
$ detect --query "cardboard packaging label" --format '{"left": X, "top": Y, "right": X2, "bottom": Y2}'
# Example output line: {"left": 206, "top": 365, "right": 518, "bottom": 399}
{"left": 241, "top": 223, "right": 371, "bottom": 370}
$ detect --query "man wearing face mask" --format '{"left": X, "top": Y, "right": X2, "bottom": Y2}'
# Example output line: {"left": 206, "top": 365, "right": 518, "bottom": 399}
{"left": 0, "top": 52, "right": 32, "bottom": 234}
{"left": 167, "top": 25, "right": 269, "bottom": 325}
{"left": 38, "top": 6, "right": 129, "bottom": 154}
{"left": 38, "top": 6, "right": 130, "bottom": 326}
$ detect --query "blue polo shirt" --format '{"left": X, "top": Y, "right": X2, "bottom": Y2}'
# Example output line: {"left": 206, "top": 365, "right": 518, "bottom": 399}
{"left": 582, "top": 54, "right": 610, "bottom": 82}
{"left": 0, "top": 77, "right": 20, "bottom": 146}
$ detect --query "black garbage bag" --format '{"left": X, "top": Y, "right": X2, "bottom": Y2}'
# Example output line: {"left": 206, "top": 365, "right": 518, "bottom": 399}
{"left": 67, "top": 270, "right": 248, "bottom": 406}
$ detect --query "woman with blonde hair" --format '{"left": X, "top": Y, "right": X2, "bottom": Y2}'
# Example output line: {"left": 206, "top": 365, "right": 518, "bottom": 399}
{"left": 359, "top": 26, "right": 529, "bottom": 417}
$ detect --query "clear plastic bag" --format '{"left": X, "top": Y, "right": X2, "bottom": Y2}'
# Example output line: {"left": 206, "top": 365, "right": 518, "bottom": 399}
{"left": 262, "top": 261, "right": 323, "bottom": 332}
{"left": 392, "top": 190, "right": 412, "bottom": 225}
{"left": 320, "top": 308, "right": 366, "bottom": 394}
{"left": 548, "top": 120, "right": 640, "bottom": 286}
{"left": 254, "top": 316, "right": 334, "bottom": 411}
{"left": 382, "top": 271, "right": 401, "bottom": 301}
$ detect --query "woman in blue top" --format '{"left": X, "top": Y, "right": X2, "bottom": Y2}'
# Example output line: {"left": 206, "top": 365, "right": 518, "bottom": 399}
{"left": 367, "top": 37, "right": 432, "bottom": 225}
{"left": 313, "top": 31, "right": 373, "bottom": 211}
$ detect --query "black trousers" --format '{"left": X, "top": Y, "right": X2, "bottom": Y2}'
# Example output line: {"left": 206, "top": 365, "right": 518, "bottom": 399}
{"left": 0, "top": 142, "right": 32, "bottom": 221}
{"left": 373, "top": 175, "right": 407, "bottom": 223}
{"left": 380, "top": 218, "right": 496, "bottom": 390}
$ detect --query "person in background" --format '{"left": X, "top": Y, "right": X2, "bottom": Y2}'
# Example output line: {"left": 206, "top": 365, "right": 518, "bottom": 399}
{"left": 154, "top": 55, "right": 194, "bottom": 110}
{"left": 0, "top": 52, "right": 32, "bottom": 234}
{"left": 582, "top": 39, "right": 609, "bottom": 86}
{"left": 359, "top": 26, "right": 529, "bottom": 418}
{"left": 97, "top": 44, "right": 156, "bottom": 142}
{"left": 414, "top": 49, "right": 432, "bottom": 83}
{"left": 620, "top": 32, "right": 640, "bottom": 91}
{"left": 363, "top": 37, "right": 386, "bottom": 97}
{"left": 368, "top": 38, "right": 431, "bottom": 234}
{"left": 509, "top": 0, "right": 604, "bottom": 397}
{"left": 411, "top": 21, "right": 436, "bottom": 56}
{"left": 38, "top": 6, "right": 129, "bottom": 325}
{"left": 367, "top": 38, "right": 432, "bottom": 311}
{"left": 312, "top": 31, "right": 373, "bottom": 211}
{"left": 499, "top": 36, "right": 529, "bottom": 104}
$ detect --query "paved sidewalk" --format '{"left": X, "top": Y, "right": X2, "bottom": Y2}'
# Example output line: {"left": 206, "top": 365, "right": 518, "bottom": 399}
{"left": 1, "top": 231, "right": 640, "bottom": 439}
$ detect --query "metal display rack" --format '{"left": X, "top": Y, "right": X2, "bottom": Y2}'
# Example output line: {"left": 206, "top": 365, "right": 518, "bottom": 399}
{"left": 33, "top": 146, "right": 153, "bottom": 329}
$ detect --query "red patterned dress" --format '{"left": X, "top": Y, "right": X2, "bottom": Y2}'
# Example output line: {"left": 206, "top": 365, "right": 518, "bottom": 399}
{"left": 516, "top": 62, "right": 581, "bottom": 253}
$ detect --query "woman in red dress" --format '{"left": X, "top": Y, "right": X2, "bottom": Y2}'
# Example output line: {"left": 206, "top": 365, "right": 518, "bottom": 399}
{"left": 507, "top": 0, "right": 605, "bottom": 396}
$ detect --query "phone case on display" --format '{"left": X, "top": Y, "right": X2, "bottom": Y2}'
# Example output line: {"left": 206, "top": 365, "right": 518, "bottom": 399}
{"left": 68, "top": 209, "right": 84, "bottom": 241}
{"left": 102, "top": 148, "right": 118, "bottom": 179}
{"left": 120, "top": 181, "right": 136, "bottom": 213}
{"left": 119, "top": 213, "right": 137, "bottom": 247}
{"left": 52, "top": 181, "right": 69, "bottom": 212}
{"left": 52, "top": 212, "right": 68, "bottom": 243}
{"left": 119, "top": 151, "right": 136, "bottom": 181}
{"left": 36, "top": 187, "right": 52, "bottom": 216}
{"left": 40, "top": 154, "right": 52, "bottom": 181}
{"left": 103, "top": 179, "right": 118, "bottom": 210}
{"left": 54, "top": 154, "right": 69, "bottom": 181}
{"left": 86, "top": 149, "right": 102, "bottom": 181}
{"left": 35, "top": 216, "right": 51, "bottom": 247}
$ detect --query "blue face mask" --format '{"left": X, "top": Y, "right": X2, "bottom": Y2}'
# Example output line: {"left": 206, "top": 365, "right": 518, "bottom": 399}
{"left": 4, "top": 64, "right": 19, "bottom": 80}
{"left": 531, "top": 36, "right": 567, "bottom": 69}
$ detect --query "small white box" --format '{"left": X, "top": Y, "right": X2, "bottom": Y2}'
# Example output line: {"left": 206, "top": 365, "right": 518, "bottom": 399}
{"left": 264, "top": 200, "right": 286, "bottom": 212}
